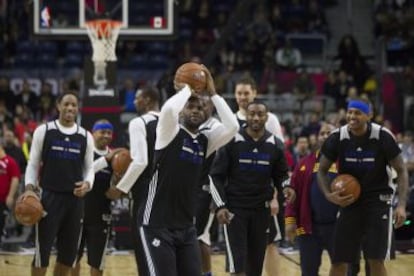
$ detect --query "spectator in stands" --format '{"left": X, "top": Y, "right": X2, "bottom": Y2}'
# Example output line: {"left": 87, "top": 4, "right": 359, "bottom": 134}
{"left": 335, "top": 69, "right": 354, "bottom": 109}
{"left": 306, "top": 0, "right": 329, "bottom": 37}
{"left": 400, "top": 131, "right": 414, "bottom": 185}
{"left": 323, "top": 70, "right": 340, "bottom": 101}
{"left": 37, "top": 82, "right": 56, "bottom": 122}
{"left": 3, "top": 129, "right": 26, "bottom": 175}
{"left": 0, "top": 140, "right": 20, "bottom": 249}
{"left": 119, "top": 78, "right": 137, "bottom": 113}
{"left": 13, "top": 105, "right": 37, "bottom": 145}
{"left": 0, "top": 100, "right": 13, "bottom": 135}
{"left": 15, "top": 79, "right": 39, "bottom": 116}
{"left": 292, "top": 134, "right": 310, "bottom": 168}
{"left": 301, "top": 112, "right": 322, "bottom": 138}
{"left": 293, "top": 70, "right": 316, "bottom": 100}
{"left": 275, "top": 38, "right": 302, "bottom": 70}
{"left": 335, "top": 34, "right": 363, "bottom": 76}
{"left": 0, "top": 77, "right": 16, "bottom": 113}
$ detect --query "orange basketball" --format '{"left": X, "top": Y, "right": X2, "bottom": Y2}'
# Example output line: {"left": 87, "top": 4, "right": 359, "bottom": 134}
{"left": 111, "top": 148, "right": 132, "bottom": 177}
{"left": 331, "top": 174, "right": 361, "bottom": 200}
{"left": 15, "top": 194, "right": 44, "bottom": 226}
{"left": 174, "top": 62, "right": 207, "bottom": 93}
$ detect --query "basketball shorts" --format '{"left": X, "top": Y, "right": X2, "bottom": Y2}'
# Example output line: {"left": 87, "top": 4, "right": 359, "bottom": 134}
{"left": 332, "top": 193, "right": 393, "bottom": 263}
{"left": 195, "top": 185, "right": 213, "bottom": 243}
{"left": 224, "top": 207, "right": 269, "bottom": 275}
{"left": 33, "top": 190, "right": 84, "bottom": 267}
{"left": 77, "top": 217, "right": 112, "bottom": 270}
{"left": 139, "top": 225, "right": 201, "bottom": 276}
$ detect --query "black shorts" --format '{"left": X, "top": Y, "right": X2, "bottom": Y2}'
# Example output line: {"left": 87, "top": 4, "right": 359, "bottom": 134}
{"left": 224, "top": 207, "right": 269, "bottom": 275}
{"left": 139, "top": 226, "right": 201, "bottom": 276}
{"left": 33, "top": 190, "right": 84, "bottom": 268}
{"left": 77, "top": 219, "right": 112, "bottom": 270}
{"left": 332, "top": 193, "right": 393, "bottom": 263}
{"left": 195, "top": 185, "right": 213, "bottom": 242}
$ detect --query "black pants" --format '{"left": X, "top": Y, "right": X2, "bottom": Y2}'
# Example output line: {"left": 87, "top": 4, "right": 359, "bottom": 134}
{"left": 139, "top": 226, "right": 201, "bottom": 276}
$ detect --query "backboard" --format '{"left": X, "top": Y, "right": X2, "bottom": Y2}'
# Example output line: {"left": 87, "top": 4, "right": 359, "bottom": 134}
{"left": 33, "top": 0, "right": 176, "bottom": 38}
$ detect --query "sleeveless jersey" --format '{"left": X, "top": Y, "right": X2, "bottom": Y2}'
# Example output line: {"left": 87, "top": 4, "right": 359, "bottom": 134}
{"left": 142, "top": 128, "right": 208, "bottom": 228}
{"left": 130, "top": 113, "right": 158, "bottom": 200}
{"left": 40, "top": 121, "right": 87, "bottom": 193}
{"left": 321, "top": 123, "right": 401, "bottom": 195}
{"left": 83, "top": 150, "right": 113, "bottom": 225}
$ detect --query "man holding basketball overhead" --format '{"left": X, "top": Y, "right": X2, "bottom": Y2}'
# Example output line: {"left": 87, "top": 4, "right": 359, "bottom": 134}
{"left": 23, "top": 91, "right": 95, "bottom": 276}
{"left": 105, "top": 85, "right": 160, "bottom": 275}
{"left": 317, "top": 98, "right": 409, "bottom": 276}
{"left": 139, "top": 65, "right": 238, "bottom": 276}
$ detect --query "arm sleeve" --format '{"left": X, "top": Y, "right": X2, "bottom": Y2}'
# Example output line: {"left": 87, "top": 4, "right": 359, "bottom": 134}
{"left": 209, "top": 145, "right": 231, "bottom": 209}
{"left": 204, "top": 95, "right": 239, "bottom": 157}
{"left": 266, "top": 113, "right": 284, "bottom": 143}
{"left": 93, "top": 156, "right": 109, "bottom": 173}
{"left": 155, "top": 85, "right": 192, "bottom": 150}
{"left": 272, "top": 146, "right": 289, "bottom": 190}
{"left": 83, "top": 131, "right": 95, "bottom": 189}
{"left": 24, "top": 124, "right": 46, "bottom": 187}
{"left": 116, "top": 118, "right": 149, "bottom": 193}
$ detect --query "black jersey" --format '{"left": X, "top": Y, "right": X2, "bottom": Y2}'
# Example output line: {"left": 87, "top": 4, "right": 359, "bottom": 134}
{"left": 142, "top": 128, "right": 208, "bottom": 229}
{"left": 211, "top": 128, "right": 288, "bottom": 209}
{"left": 130, "top": 113, "right": 158, "bottom": 198}
{"left": 40, "top": 121, "right": 87, "bottom": 193}
{"left": 321, "top": 123, "right": 401, "bottom": 195}
{"left": 83, "top": 151, "right": 112, "bottom": 225}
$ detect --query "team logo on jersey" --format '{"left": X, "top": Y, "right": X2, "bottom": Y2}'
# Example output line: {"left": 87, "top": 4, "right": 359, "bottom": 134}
{"left": 239, "top": 151, "right": 271, "bottom": 172}
{"left": 152, "top": 238, "right": 161, "bottom": 247}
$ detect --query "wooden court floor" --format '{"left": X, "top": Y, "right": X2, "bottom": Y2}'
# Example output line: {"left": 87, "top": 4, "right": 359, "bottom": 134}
{"left": 1, "top": 251, "right": 414, "bottom": 276}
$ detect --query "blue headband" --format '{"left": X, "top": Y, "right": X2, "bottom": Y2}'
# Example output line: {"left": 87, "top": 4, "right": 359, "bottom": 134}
{"left": 92, "top": 122, "right": 114, "bottom": 132}
{"left": 347, "top": 100, "right": 370, "bottom": 114}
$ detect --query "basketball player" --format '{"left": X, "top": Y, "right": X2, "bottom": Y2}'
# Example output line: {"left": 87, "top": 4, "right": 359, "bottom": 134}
{"left": 105, "top": 85, "right": 160, "bottom": 275}
{"left": 210, "top": 100, "right": 295, "bottom": 276}
{"left": 139, "top": 66, "right": 239, "bottom": 276}
{"left": 23, "top": 91, "right": 95, "bottom": 276}
{"left": 0, "top": 141, "right": 20, "bottom": 244}
{"left": 233, "top": 75, "right": 285, "bottom": 275}
{"left": 317, "top": 98, "right": 409, "bottom": 276}
{"left": 285, "top": 122, "right": 338, "bottom": 276}
{"left": 73, "top": 119, "right": 120, "bottom": 276}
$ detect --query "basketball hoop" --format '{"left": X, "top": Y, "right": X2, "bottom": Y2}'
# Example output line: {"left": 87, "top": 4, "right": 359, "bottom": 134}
{"left": 85, "top": 19, "right": 122, "bottom": 88}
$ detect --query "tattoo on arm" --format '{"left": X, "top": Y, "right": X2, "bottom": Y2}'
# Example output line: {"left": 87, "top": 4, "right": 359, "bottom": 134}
{"left": 390, "top": 154, "right": 409, "bottom": 208}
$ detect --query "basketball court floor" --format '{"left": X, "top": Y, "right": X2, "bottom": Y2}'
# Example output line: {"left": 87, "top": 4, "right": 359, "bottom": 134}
{"left": 1, "top": 249, "right": 414, "bottom": 275}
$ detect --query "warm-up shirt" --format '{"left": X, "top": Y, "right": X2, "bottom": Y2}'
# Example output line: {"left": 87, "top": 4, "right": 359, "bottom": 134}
{"left": 321, "top": 123, "right": 401, "bottom": 196}
{"left": 25, "top": 120, "right": 95, "bottom": 192}
{"left": 210, "top": 128, "right": 289, "bottom": 209}
{"left": 141, "top": 86, "right": 239, "bottom": 229}
{"left": 116, "top": 111, "right": 159, "bottom": 196}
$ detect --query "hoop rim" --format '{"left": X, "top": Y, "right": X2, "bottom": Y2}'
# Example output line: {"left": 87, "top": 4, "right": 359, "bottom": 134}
{"left": 85, "top": 19, "right": 123, "bottom": 29}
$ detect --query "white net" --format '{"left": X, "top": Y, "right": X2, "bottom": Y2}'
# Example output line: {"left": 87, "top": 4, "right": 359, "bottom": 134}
{"left": 85, "top": 20, "right": 121, "bottom": 87}
{"left": 85, "top": 20, "right": 122, "bottom": 62}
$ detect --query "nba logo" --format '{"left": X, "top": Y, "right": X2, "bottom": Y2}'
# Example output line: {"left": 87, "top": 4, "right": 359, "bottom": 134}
{"left": 40, "top": 6, "right": 51, "bottom": 27}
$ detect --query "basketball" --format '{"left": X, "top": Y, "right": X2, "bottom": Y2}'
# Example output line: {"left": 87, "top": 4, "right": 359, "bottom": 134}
{"left": 174, "top": 62, "right": 207, "bottom": 93}
{"left": 111, "top": 148, "right": 132, "bottom": 177}
{"left": 15, "top": 194, "right": 44, "bottom": 226}
{"left": 331, "top": 174, "right": 361, "bottom": 200}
